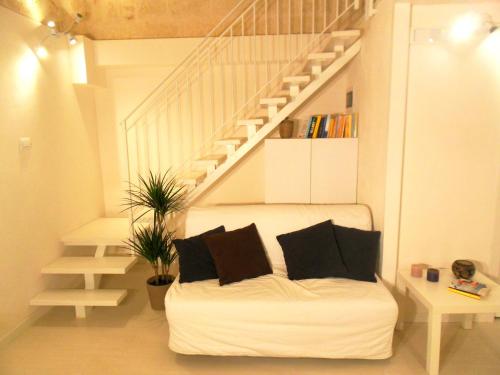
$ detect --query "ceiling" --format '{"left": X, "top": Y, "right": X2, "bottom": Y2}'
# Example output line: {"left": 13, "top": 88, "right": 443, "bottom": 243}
{"left": 1, "top": 0, "right": 242, "bottom": 40}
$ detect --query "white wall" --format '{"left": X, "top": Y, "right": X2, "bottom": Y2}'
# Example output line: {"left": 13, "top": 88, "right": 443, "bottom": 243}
{"left": 398, "top": 2, "right": 500, "bottom": 278}
{"left": 0, "top": 7, "right": 104, "bottom": 340}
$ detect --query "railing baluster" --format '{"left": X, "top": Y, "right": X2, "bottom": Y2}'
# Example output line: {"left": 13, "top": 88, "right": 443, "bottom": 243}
{"left": 197, "top": 49, "right": 205, "bottom": 147}
{"left": 276, "top": 0, "right": 280, "bottom": 72}
{"left": 156, "top": 107, "right": 161, "bottom": 172}
{"left": 176, "top": 81, "right": 183, "bottom": 169}
{"left": 242, "top": 15, "right": 248, "bottom": 114}
{"left": 288, "top": 0, "right": 291, "bottom": 63}
{"left": 300, "top": 0, "right": 303, "bottom": 52}
{"left": 254, "top": 4, "right": 258, "bottom": 110}
{"left": 220, "top": 37, "right": 226, "bottom": 135}
{"left": 312, "top": 0, "right": 316, "bottom": 35}
{"left": 188, "top": 71, "right": 194, "bottom": 160}
{"left": 324, "top": 0, "right": 327, "bottom": 30}
{"left": 209, "top": 50, "right": 215, "bottom": 138}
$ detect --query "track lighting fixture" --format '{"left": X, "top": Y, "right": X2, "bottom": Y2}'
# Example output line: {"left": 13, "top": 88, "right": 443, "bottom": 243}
{"left": 35, "top": 13, "right": 84, "bottom": 58}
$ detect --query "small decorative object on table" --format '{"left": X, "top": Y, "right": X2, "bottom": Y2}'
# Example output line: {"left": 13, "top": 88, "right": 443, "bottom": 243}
{"left": 411, "top": 263, "right": 424, "bottom": 278}
{"left": 426, "top": 268, "right": 440, "bottom": 282}
{"left": 279, "top": 117, "right": 294, "bottom": 138}
{"left": 452, "top": 259, "right": 475, "bottom": 280}
{"left": 448, "top": 278, "right": 489, "bottom": 300}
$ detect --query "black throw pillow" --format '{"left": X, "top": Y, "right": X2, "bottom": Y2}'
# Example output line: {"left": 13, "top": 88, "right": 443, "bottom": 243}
{"left": 204, "top": 223, "right": 272, "bottom": 286}
{"left": 276, "top": 220, "right": 347, "bottom": 280}
{"left": 332, "top": 224, "right": 380, "bottom": 283}
{"left": 174, "top": 226, "right": 225, "bottom": 283}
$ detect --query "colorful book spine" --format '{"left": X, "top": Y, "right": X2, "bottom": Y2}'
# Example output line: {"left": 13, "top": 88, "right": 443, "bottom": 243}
{"left": 304, "top": 117, "right": 314, "bottom": 138}
{"left": 307, "top": 116, "right": 317, "bottom": 138}
{"left": 312, "top": 115, "right": 322, "bottom": 138}
{"left": 322, "top": 114, "right": 331, "bottom": 138}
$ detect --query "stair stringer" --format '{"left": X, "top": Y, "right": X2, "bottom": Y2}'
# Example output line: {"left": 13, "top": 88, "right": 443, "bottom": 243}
{"left": 187, "top": 39, "right": 362, "bottom": 204}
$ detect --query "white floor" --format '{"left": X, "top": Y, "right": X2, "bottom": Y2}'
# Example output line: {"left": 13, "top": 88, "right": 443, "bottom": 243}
{"left": 1, "top": 262, "right": 499, "bottom": 375}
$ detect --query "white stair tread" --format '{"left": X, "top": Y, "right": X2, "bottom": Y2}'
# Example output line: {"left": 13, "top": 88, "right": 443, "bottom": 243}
{"left": 180, "top": 171, "right": 206, "bottom": 185}
{"left": 331, "top": 29, "right": 361, "bottom": 39}
{"left": 194, "top": 154, "right": 227, "bottom": 165}
{"left": 215, "top": 137, "right": 246, "bottom": 145}
{"left": 61, "top": 218, "right": 130, "bottom": 246}
{"left": 237, "top": 118, "right": 265, "bottom": 126}
{"left": 260, "top": 97, "right": 288, "bottom": 105}
{"left": 283, "top": 75, "right": 311, "bottom": 84}
{"left": 308, "top": 52, "right": 337, "bottom": 61}
{"left": 41, "top": 256, "right": 137, "bottom": 275}
{"left": 30, "top": 289, "right": 127, "bottom": 306}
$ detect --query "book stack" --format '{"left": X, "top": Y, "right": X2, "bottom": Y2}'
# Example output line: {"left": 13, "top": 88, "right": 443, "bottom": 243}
{"left": 302, "top": 113, "right": 358, "bottom": 138}
{"left": 448, "top": 278, "right": 489, "bottom": 300}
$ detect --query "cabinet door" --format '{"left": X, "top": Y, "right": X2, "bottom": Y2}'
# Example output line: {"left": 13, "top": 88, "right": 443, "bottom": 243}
{"left": 311, "top": 138, "right": 358, "bottom": 204}
{"left": 265, "top": 139, "right": 311, "bottom": 203}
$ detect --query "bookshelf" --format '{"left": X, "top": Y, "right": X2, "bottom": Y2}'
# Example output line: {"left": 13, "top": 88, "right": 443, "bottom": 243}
{"left": 265, "top": 138, "right": 358, "bottom": 204}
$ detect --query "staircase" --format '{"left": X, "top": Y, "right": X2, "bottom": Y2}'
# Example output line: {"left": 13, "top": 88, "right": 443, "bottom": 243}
{"left": 30, "top": 218, "right": 136, "bottom": 318}
{"left": 122, "top": 0, "right": 375, "bottom": 222}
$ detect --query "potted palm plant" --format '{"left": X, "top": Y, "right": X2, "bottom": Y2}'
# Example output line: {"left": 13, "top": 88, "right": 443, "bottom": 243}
{"left": 123, "top": 171, "right": 185, "bottom": 310}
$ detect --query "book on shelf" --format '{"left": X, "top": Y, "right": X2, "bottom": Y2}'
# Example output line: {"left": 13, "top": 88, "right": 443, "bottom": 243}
{"left": 448, "top": 278, "right": 489, "bottom": 300}
{"left": 303, "top": 113, "right": 359, "bottom": 139}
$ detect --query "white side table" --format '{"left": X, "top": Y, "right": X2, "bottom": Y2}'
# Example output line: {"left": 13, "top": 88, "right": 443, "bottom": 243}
{"left": 397, "top": 269, "right": 500, "bottom": 375}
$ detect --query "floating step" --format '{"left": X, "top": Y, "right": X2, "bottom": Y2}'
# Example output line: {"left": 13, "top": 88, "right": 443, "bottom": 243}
{"left": 331, "top": 29, "right": 361, "bottom": 40}
{"left": 193, "top": 154, "right": 227, "bottom": 174}
{"left": 216, "top": 137, "right": 246, "bottom": 155}
{"left": 307, "top": 52, "right": 337, "bottom": 61}
{"left": 41, "top": 256, "right": 137, "bottom": 275}
{"left": 260, "top": 97, "right": 288, "bottom": 106}
{"left": 194, "top": 154, "right": 227, "bottom": 166}
{"left": 237, "top": 118, "right": 266, "bottom": 126}
{"left": 215, "top": 137, "right": 246, "bottom": 146}
{"left": 30, "top": 289, "right": 127, "bottom": 307}
{"left": 61, "top": 218, "right": 131, "bottom": 247}
{"left": 179, "top": 171, "right": 206, "bottom": 186}
{"left": 283, "top": 75, "right": 311, "bottom": 85}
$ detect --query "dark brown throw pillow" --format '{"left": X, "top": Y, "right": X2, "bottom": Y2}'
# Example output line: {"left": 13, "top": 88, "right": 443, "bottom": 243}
{"left": 332, "top": 224, "right": 380, "bottom": 283}
{"left": 276, "top": 220, "right": 347, "bottom": 280}
{"left": 203, "top": 223, "right": 272, "bottom": 286}
{"left": 174, "top": 226, "right": 225, "bottom": 283}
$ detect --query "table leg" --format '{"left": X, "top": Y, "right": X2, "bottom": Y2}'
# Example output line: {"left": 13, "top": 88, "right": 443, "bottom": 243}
{"left": 461, "top": 314, "right": 473, "bottom": 329}
{"left": 396, "top": 281, "right": 409, "bottom": 331}
{"left": 426, "top": 310, "right": 442, "bottom": 375}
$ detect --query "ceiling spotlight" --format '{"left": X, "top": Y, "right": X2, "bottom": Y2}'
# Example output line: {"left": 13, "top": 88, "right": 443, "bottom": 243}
{"left": 35, "top": 46, "right": 48, "bottom": 59}
{"left": 68, "top": 35, "right": 77, "bottom": 45}
{"left": 47, "top": 20, "right": 56, "bottom": 28}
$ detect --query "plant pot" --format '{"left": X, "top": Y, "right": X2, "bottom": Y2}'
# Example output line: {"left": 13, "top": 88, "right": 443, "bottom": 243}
{"left": 146, "top": 274, "right": 174, "bottom": 310}
{"left": 279, "top": 119, "right": 294, "bottom": 138}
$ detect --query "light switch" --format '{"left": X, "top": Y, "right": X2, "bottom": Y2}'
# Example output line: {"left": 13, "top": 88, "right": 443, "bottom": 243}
{"left": 19, "top": 137, "right": 32, "bottom": 152}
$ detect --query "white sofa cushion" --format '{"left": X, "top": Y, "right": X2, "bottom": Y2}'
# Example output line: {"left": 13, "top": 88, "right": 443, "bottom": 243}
{"left": 185, "top": 204, "right": 372, "bottom": 275}
{"left": 166, "top": 273, "right": 398, "bottom": 359}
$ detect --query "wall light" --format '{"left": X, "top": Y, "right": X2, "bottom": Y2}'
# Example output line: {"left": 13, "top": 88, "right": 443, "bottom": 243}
{"left": 47, "top": 20, "right": 56, "bottom": 28}
{"left": 68, "top": 35, "right": 77, "bottom": 46}
{"left": 35, "top": 46, "right": 48, "bottom": 59}
{"left": 449, "top": 13, "right": 482, "bottom": 43}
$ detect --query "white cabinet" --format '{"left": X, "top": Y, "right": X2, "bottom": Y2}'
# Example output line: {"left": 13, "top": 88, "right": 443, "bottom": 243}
{"left": 265, "top": 138, "right": 358, "bottom": 204}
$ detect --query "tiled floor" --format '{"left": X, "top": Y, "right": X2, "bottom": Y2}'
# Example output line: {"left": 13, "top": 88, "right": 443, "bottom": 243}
{"left": 1, "top": 262, "right": 499, "bottom": 375}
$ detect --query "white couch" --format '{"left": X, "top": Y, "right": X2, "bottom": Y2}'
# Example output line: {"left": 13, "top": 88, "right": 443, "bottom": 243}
{"left": 165, "top": 204, "right": 398, "bottom": 359}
